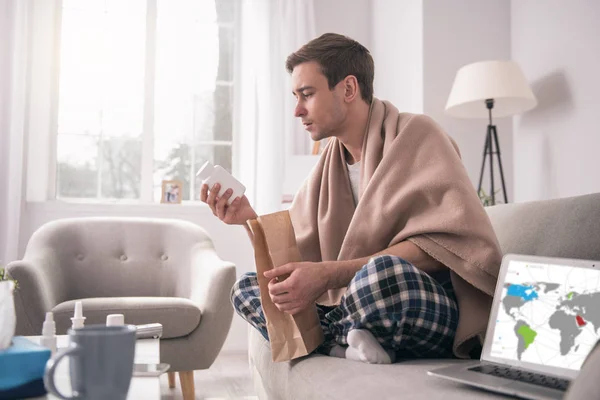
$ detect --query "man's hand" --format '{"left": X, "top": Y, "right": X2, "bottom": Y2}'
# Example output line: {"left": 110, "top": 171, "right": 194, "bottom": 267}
{"left": 264, "top": 261, "right": 330, "bottom": 315}
{"left": 200, "top": 183, "right": 257, "bottom": 225}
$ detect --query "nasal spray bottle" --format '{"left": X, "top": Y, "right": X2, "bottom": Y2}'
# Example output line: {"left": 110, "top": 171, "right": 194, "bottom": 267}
{"left": 196, "top": 161, "right": 245, "bottom": 205}
{"left": 41, "top": 312, "right": 57, "bottom": 355}
{"left": 71, "top": 301, "right": 86, "bottom": 329}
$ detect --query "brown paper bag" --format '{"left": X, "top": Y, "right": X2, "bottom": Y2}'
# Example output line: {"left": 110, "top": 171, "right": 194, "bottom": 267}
{"left": 247, "top": 210, "right": 324, "bottom": 362}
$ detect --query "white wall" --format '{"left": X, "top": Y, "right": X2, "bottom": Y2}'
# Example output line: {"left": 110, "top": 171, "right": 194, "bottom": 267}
{"left": 314, "top": 0, "right": 371, "bottom": 46}
{"left": 423, "top": 0, "right": 512, "bottom": 199}
{"left": 511, "top": 0, "right": 600, "bottom": 202}
{"left": 372, "top": 0, "right": 423, "bottom": 113}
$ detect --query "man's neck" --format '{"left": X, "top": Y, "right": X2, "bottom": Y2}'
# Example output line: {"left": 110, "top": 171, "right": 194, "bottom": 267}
{"left": 336, "top": 100, "right": 371, "bottom": 165}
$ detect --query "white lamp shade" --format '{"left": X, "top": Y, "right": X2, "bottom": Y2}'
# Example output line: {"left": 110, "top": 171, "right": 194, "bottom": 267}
{"left": 445, "top": 60, "right": 537, "bottom": 119}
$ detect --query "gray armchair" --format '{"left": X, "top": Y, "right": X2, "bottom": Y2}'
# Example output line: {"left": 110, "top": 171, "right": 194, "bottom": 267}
{"left": 7, "top": 217, "right": 236, "bottom": 400}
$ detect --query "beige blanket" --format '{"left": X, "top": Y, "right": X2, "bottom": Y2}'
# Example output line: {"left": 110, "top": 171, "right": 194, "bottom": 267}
{"left": 288, "top": 98, "right": 502, "bottom": 358}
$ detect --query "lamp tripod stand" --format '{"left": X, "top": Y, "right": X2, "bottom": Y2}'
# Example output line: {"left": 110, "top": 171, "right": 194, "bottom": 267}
{"left": 477, "top": 99, "right": 508, "bottom": 205}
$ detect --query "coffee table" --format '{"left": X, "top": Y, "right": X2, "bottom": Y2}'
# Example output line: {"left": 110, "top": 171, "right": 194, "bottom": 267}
{"left": 27, "top": 335, "right": 161, "bottom": 400}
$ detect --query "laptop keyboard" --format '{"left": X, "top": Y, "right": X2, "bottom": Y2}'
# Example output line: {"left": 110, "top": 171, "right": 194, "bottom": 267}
{"left": 469, "top": 364, "right": 570, "bottom": 392}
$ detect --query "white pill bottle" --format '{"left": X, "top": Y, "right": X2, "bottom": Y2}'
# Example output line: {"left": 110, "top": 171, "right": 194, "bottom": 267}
{"left": 196, "top": 161, "right": 246, "bottom": 204}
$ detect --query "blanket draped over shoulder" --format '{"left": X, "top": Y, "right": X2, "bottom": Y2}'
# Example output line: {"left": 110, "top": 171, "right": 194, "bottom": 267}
{"left": 288, "top": 98, "right": 503, "bottom": 358}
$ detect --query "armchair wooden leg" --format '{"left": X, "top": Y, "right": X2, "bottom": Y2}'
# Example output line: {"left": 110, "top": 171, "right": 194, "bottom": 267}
{"left": 168, "top": 371, "right": 176, "bottom": 389}
{"left": 179, "top": 370, "right": 195, "bottom": 400}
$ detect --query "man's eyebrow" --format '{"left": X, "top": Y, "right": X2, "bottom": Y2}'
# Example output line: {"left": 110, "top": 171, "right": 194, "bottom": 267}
{"left": 292, "top": 86, "right": 315, "bottom": 95}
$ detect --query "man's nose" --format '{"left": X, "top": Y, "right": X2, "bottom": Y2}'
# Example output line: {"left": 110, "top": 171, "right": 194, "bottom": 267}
{"left": 294, "top": 103, "right": 306, "bottom": 118}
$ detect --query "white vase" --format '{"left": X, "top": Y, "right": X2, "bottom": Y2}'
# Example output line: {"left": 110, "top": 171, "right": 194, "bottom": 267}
{"left": 0, "top": 280, "right": 16, "bottom": 350}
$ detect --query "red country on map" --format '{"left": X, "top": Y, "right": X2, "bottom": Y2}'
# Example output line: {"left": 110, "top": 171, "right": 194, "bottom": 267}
{"left": 575, "top": 315, "right": 587, "bottom": 327}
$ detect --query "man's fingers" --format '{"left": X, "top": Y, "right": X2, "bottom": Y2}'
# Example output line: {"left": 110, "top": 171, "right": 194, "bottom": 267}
{"left": 201, "top": 184, "right": 218, "bottom": 216}
{"left": 268, "top": 279, "right": 291, "bottom": 296}
{"left": 271, "top": 292, "right": 292, "bottom": 304}
{"left": 264, "top": 263, "right": 295, "bottom": 280}
{"left": 216, "top": 189, "right": 232, "bottom": 219}
{"left": 200, "top": 184, "right": 208, "bottom": 202}
{"left": 268, "top": 279, "right": 285, "bottom": 296}
{"left": 228, "top": 197, "right": 241, "bottom": 213}
{"left": 206, "top": 183, "right": 220, "bottom": 215}
{"left": 224, "top": 197, "right": 241, "bottom": 221}
{"left": 207, "top": 183, "right": 219, "bottom": 204}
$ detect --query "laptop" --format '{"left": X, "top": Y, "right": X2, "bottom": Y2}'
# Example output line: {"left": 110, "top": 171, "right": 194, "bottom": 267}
{"left": 429, "top": 254, "right": 600, "bottom": 400}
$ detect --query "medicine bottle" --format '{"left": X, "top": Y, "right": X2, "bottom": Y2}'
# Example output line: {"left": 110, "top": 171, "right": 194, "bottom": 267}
{"left": 41, "top": 312, "right": 57, "bottom": 355}
{"left": 196, "top": 161, "right": 246, "bottom": 204}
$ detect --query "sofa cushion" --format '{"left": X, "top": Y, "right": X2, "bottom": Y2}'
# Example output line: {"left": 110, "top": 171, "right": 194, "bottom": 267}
{"left": 248, "top": 328, "right": 507, "bottom": 400}
{"left": 486, "top": 192, "right": 600, "bottom": 260}
{"left": 52, "top": 297, "right": 201, "bottom": 339}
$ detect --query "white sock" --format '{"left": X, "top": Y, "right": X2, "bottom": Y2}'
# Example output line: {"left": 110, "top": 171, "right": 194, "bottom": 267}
{"left": 345, "top": 329, "right": 395, "bottom": 364}
{"left": 328, "top": 344, "right": 347, "bottom": 359}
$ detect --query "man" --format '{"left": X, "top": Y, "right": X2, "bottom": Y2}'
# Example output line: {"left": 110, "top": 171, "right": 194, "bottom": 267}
{"left": 201, "top": 33, "right": 502, "bottom": 364}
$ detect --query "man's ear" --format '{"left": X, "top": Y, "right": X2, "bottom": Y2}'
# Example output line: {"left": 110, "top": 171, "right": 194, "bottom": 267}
{"left": 342, "top": 75, "right": 360, "bottom": 103}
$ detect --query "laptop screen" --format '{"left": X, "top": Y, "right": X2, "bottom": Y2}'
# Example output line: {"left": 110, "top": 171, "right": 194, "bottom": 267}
{"left": 484, "top": 255, "right": 600, "bottom": 377}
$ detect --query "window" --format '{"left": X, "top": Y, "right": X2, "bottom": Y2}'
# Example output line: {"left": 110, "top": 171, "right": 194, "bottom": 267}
{"left": 55, "top": 0, "right": 236, "bottom": 202}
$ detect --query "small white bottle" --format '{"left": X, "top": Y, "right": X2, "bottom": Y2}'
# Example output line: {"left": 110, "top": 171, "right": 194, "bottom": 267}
{"left": 71, "top": 301, "right": 86, "bottom": 329}
{"left": 106, "top": 313, "right": 124, "bottom": 326}
{"left": 196, "top": 161, "right": 246, "bottom": 204}
{"left": 40, "top": 312, "right": 57, "bottom": 355}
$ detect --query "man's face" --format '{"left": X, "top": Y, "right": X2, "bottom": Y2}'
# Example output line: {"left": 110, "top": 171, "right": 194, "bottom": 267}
{"left": 291, "top": 61, "right": 346, "bottom": 142}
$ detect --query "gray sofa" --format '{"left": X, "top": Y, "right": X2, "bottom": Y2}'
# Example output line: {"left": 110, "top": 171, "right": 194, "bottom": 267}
{"left": 248, "top": 192, "right": 600, "bottom": 400}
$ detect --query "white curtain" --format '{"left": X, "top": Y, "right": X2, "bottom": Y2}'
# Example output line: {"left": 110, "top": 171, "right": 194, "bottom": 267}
{"left": 0, "top": 1, "right": 30, "bottom": 264}
{"left": 236, "top": 0, "right": 316, "bottom": 215}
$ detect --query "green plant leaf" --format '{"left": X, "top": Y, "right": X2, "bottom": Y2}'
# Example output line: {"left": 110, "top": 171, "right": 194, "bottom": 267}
{"left": 0, "top": 267, "right": 19, "bottom": 290}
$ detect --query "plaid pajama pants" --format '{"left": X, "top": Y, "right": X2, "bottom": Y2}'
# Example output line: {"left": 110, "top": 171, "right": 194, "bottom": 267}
{"left": 230, "top": 255, "right": 459, "bottom": 358}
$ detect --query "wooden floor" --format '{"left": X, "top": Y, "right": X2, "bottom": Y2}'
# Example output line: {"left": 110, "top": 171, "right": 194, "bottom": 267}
{"left": 159, "top": 351, "right": 258, "bottom": 400}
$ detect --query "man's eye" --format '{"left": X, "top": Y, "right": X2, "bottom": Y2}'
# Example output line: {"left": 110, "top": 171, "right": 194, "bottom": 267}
{"left": 302, "top": 93, "right": 313, "bottom": 99}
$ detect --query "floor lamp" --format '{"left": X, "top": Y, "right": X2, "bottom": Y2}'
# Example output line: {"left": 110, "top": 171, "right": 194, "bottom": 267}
{"left": 445, "top": 61, "right": 537, "bottom": 205}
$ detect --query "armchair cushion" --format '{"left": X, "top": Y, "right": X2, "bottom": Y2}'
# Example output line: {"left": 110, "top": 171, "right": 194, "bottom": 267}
{"left": 52, "top": 297, "right": 201, "bottom": 339}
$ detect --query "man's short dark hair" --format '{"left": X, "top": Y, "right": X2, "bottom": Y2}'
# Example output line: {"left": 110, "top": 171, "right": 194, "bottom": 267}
{"left": 285, "top": 33, "right": 374, "bottom": 103}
